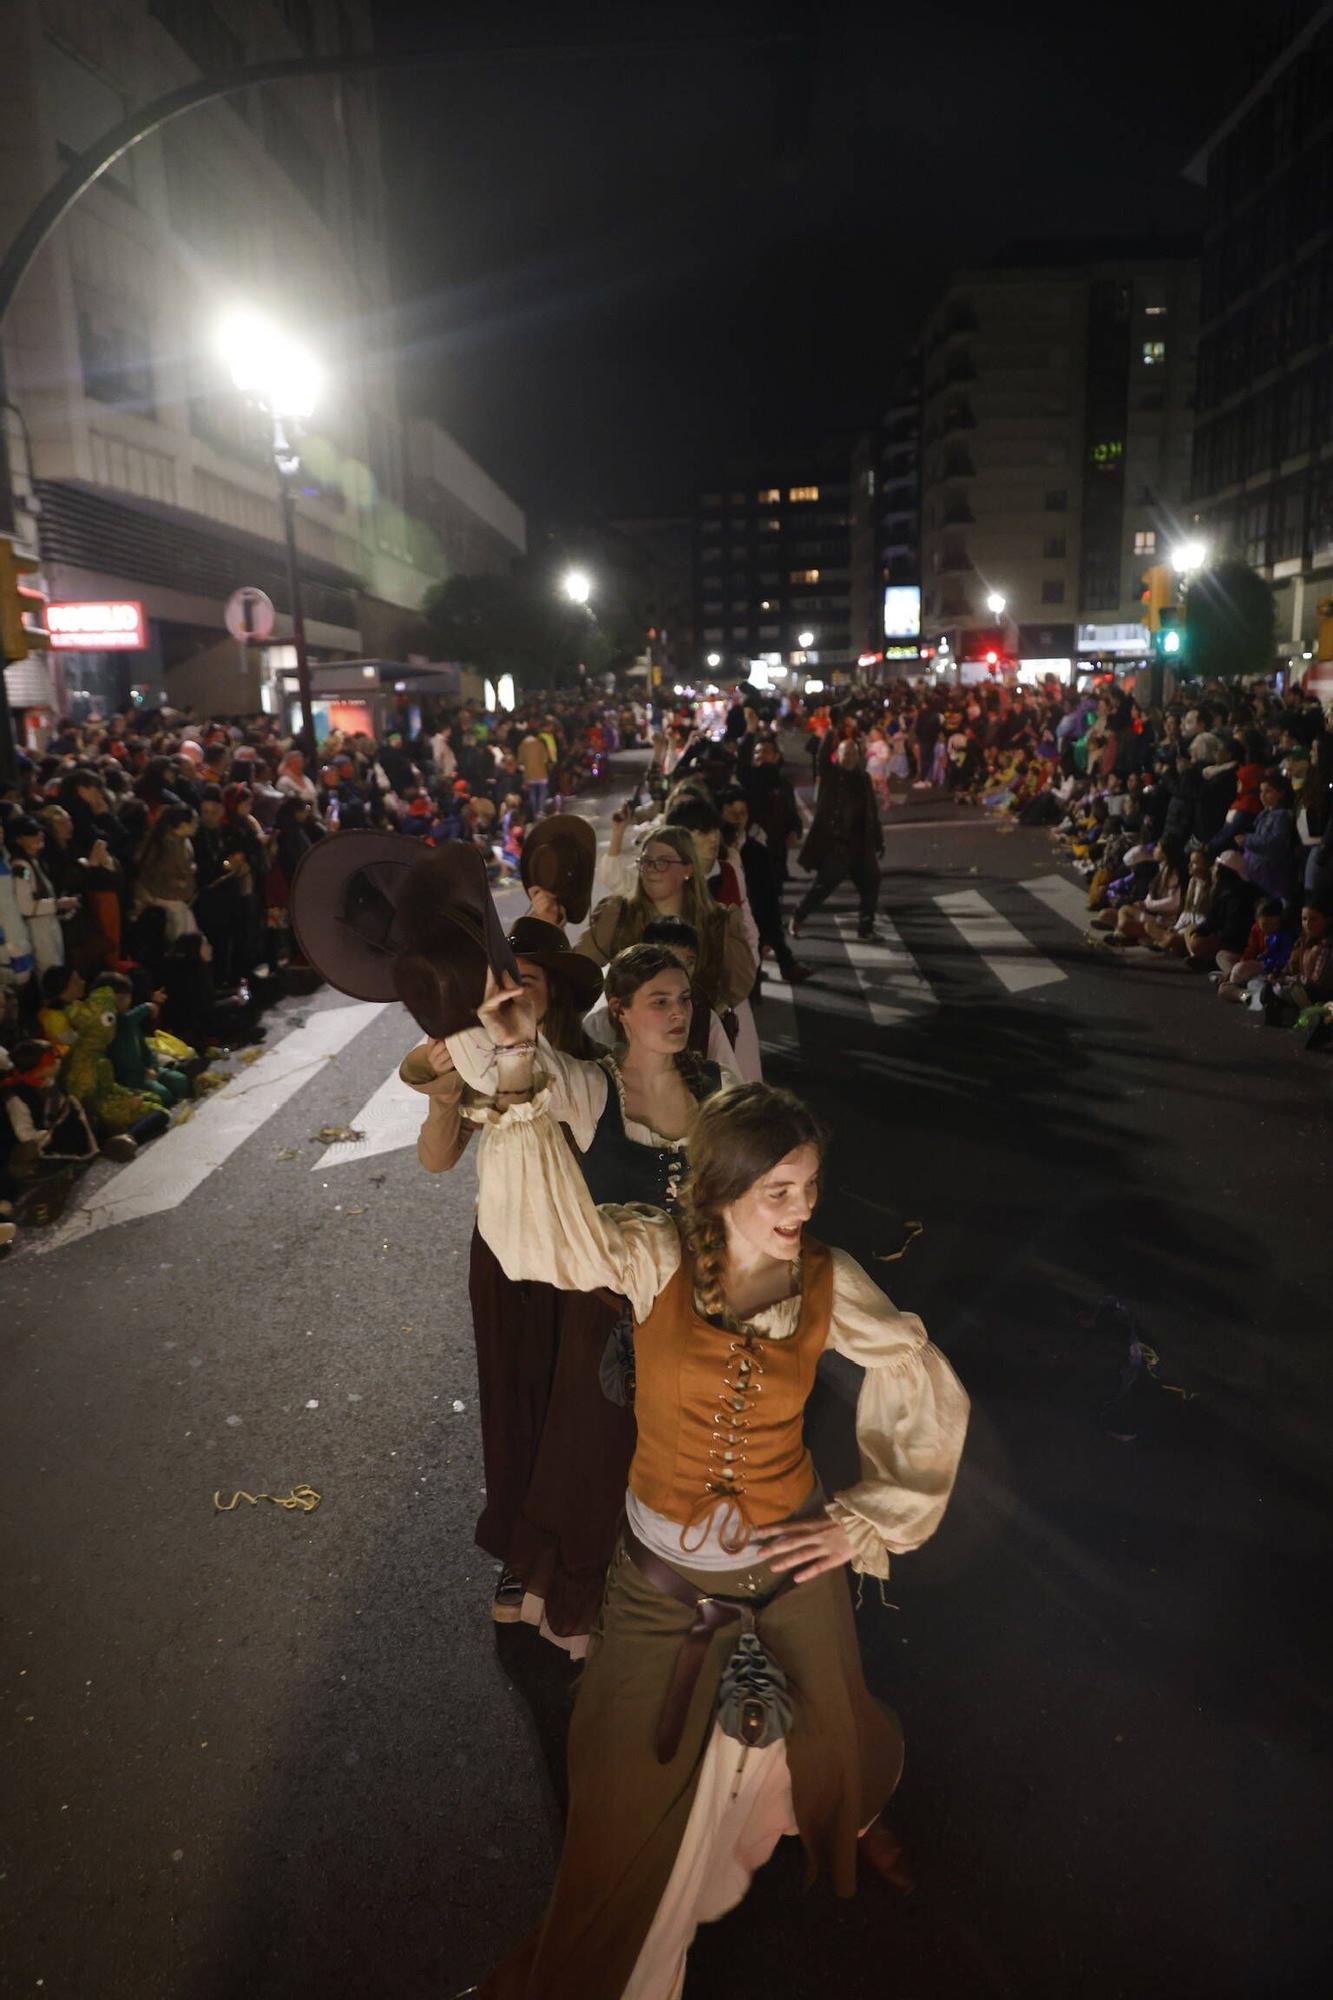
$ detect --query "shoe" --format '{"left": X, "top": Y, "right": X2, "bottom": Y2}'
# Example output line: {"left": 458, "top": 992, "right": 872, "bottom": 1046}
{"left": 787, "top": 916, "right": 804, "bottom": 941}
{"left": 104, "top": 1132, "right": 138, "bottom": 1163}
{"left": 857, "top": 924, "right": 883, "bottom": 941}
{"left": 491, "top": 1567, "right": 525, "bottom": 1624}
{"left": 783, "top": 961, "right": 814, "bottom": 983}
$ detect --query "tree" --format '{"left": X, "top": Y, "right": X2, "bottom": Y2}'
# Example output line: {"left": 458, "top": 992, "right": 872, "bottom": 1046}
{"left": 1184, "top": 560, "right": 1275, "bottom": 680}
{"left": 422, "top": 566, "right": 647, "bottom": 691}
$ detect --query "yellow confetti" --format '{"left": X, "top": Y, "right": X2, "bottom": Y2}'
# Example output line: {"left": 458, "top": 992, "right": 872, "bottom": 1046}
{"left": 213, "top": 1485, "right": 321, "bottom": 1514}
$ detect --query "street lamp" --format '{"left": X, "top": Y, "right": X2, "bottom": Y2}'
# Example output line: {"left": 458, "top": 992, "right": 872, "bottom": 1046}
{"left": 561, "top": 568, "right": 593, "bottom": 606}
{"left": 1171, "top": 539, "right": 1208, "bottom": 578}
{"left": 797, "top": 628, "right": 815, "bottom": 649}
{"left": 706, "top": 651, "right": 722, "bottom": 668}
{"left": 220, "top": 310, "right": 323, "bottom": 744}
{"left": 985, "top": 591, "right": 1007, "bottom": 617}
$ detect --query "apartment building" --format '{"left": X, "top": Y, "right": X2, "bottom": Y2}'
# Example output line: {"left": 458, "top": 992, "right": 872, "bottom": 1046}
{"left": 1185, "top": 3, "right": 1333, "bottom": 664}
{"left": 693, "top": 453, "right": 853, "bottom": 683}
{"left": 849, "top": 356, "right": 921, "bottom": 673}
{"left": 918, "top": 246, "right": 1199, "bottom": 672}
{"left": 0, "top": 0, "right": 523, "bottom": 721}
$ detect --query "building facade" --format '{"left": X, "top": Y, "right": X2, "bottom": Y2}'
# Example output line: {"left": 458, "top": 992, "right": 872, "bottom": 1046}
{"left": 0, "top": 0, "right": 523, "bottom": 724}
{"left": 692, "top": 453, "right": 853, "bottom": 684}
{"left": 849, "top": 357, "right": 921, "bottom": 673}
{"left": 918, "top": 248, "right": 1199, "bottom": 675}
{"left": 1185, "top": 3, "right": 1333, "bottom": 665}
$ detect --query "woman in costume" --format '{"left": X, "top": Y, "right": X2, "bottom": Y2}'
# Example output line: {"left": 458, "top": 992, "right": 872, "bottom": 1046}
{"left": 452, "top": 974, "right": 969, "bottom": 1999}
{"left": 408, "top": 931, "right": 737, "bottom": 1652}
{"left": 575, "top": 824, "right": 755, "bottom": 1025}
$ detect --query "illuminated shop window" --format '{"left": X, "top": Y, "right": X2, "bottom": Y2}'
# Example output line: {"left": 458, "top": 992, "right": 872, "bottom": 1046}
{"left": 1142, "top": 340, "right": 1166, "bottom": 366}
{"left": 788, "top": 485, "right": 820, "bottom": 502}
{"left": 790, "top": 568, "right": 820, "bottom": 584}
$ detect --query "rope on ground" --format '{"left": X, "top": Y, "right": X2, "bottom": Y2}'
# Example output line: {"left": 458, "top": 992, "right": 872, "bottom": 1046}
{"left": 213, "top": 1485, "right": 322, "bottom": 1514}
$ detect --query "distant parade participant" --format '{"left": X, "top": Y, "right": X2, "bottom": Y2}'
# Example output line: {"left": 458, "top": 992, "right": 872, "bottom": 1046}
{"left": 789, "top": 738, "right": 885, "bottom": 942}
{"left": 456, "top": 969, "right": 969, "bottom": 1999}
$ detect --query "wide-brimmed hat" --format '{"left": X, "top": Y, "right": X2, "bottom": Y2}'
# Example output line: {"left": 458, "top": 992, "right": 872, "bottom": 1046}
{"left": 506, "top": 914, "right": 603, "bottom": 1013}
{"left": 289, "top": 832, "right": 519, "bottom": 1038}
{"left": 521, "top": 812, "right": 597, "bottom": 924}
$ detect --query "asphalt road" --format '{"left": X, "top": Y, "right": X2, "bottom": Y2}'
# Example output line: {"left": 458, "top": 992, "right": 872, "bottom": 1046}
{"left": 3, "top": 766, "right": 1331, "bottom": 2000}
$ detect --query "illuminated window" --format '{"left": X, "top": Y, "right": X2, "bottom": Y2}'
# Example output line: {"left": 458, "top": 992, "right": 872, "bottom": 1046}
{"left": 1144, "top": 304, "right": 1168, "bottom": 317}
{"left": 757, "top": 487, "right": 780, "bottom": 504}
{"left": 758, "top": 517, "right": 780, "bottom": 533}
{"left": 790, "top": 568, "right": 820, "bottom": 584}
{"left": 1142, "top": 340, "right": 1166, "bottom": 366}
{"left": 1090, "top": 441, "right": 1123, "bottom": 471}
{"left": 1133, "top": 529, "right": 1156, "bottom": 555}
{"left": 788, "top": 485, "right": 820, "bottom": 502}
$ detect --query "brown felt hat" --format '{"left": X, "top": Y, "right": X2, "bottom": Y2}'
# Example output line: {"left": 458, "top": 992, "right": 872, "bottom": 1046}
{"left": 506, "top": 914, "right": 604, "bottom": 1013}
{"left": 288, "top": 832, "right": 520, "bottom": 1038}
{"left": 520, "top": 812, "right": 597, "bottom": 924}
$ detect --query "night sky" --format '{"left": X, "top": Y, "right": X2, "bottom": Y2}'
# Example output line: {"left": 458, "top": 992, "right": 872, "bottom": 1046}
{"left": 372, "top": 0, "right": 1292, "bottom": 525}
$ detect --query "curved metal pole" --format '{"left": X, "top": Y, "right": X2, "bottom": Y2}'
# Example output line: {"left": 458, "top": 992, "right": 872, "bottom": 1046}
{"left": 0, "top": 30, "right": 792, "bottom": 329}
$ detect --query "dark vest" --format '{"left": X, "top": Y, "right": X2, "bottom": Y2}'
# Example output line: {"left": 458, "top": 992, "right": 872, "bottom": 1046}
{"left": 579, "top": 1056, "right": 721, "bottom": 1210}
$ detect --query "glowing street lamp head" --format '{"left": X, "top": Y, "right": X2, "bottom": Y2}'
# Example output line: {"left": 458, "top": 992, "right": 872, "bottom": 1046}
{"left": 561, "top": 568, "right": 592, "bottom": 606}
{"left": 1171, "top": 539, "right": 1208, "bottom": 576}
{"left": 220, "top": 310, "right": 322, "bottom": 419}
{"left": 985, "top": 591, "right": 1007, "bottom": 617}
{"left": 706, "top": 651, "right": 722, "bottom": 668}
{"left": 797, "top": 629, "right": 815, "bottom": 649}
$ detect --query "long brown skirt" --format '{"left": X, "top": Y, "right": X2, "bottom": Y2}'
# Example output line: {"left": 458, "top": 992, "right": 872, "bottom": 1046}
{"left": 482, "top": 1536, "right": 904, "bottom": 1999}
{"left": 469, "top": 1227, "right": 635, "bottom": 1639}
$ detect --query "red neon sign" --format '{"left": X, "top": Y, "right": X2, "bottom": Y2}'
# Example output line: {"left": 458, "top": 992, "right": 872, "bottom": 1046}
{"left": 47, "top": 600, "right": 147, "bottom": 650}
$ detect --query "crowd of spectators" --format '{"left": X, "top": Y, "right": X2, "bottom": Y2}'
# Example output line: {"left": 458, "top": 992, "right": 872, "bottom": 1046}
{"left": 728, "top": 671, "right": 1332, "bottom": 1052}
{"left": 0, "top": 694, "right": 644, "bottom": 1242}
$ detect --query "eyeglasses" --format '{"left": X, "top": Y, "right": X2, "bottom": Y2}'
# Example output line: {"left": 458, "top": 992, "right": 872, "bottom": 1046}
{"left": 639, "top": 854, "right": 686, "bottom": 873}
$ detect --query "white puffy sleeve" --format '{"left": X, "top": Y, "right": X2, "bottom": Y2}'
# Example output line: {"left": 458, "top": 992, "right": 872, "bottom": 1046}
{"left": 474, "top": 1091, "right": 682, "bottom": 1320}
{"left": 822, "top": 1248, "right": 969, "bottom": 1578}
{"left": 444, "top": 1028, "right": 608, "bottom": 1150}
{"left": 595, "top": 846, "right": 640, "bottom": 900}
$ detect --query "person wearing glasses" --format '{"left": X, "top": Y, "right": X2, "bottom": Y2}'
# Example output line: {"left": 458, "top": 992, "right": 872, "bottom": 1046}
{"left": 575, "top": 825, "right": 756, "bottom": 1020}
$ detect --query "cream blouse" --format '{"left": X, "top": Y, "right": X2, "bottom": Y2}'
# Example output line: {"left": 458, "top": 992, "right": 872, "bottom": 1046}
{"left": 471, "top": 1087, "right": 970, "bottom": 1578}
{"left": 445, "top": 1028, "right": 740, "bottom": 1148}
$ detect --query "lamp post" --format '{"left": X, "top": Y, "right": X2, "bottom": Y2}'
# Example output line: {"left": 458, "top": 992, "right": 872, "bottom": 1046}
{"left": 560, "top": 568, "right": 592, "bottom": 607}
{"left": 221, "top": 311, "right": 322, "bottom": 745}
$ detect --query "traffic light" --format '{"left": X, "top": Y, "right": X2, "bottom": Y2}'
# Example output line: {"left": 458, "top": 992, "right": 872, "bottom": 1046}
{"left": 1139, "top": 563, "right": 1174, "bottom": 633}
{"left": 1154, "top": 605, "right": 1186, "bottom": 663}
{"left": 0, "top": 538, "right": 47, "bottom": 661}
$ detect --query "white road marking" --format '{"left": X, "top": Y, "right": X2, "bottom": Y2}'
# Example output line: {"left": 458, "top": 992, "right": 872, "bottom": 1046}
{"left": 1021, "top": 873, "right": 1091, "bottom": 931}
{"left": 39, "top": 1000, "right": 388, "bottom": 1251}
{"left": 933, "top": 888, "right": 1066, "bottom": 994}
{"left": 317, "top": 1059, "right": 423, "bottom": 1169}
{"left": 832, "top": 912, "right": 936, "bottom": 1026}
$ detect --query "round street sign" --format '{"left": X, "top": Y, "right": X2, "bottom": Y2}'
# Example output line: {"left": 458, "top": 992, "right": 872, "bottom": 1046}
{"left": 224, "top": 586, "right": 276, "bottom": 643}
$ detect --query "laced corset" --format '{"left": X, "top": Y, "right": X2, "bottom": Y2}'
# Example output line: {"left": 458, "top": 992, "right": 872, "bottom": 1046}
{"left": 629, "top": 1241, "right": 834, "bottom": 1554}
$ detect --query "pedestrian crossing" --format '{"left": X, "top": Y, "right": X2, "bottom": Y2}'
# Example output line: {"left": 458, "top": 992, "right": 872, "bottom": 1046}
{"left": 20, "top": 870, "right": 1091, "bottom": 1249}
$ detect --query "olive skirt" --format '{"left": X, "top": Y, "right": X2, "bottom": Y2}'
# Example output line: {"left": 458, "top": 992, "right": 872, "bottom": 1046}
{"left": 481, "top": 1535, "right": 904, "bottom": 1999}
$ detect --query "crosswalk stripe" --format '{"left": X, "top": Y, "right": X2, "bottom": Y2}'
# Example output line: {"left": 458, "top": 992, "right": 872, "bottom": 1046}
{"left": 1021, "top": 873, "right": 1091, "bottom": 931}
{"left": 38, "top": 1000, "right": 388, "bottom": 1251}
{"left": 317, "top": 1059, "right": 423, "bottom": 1169}
{"left": 933, "top": 888, "right": 1066, "bottom": 994}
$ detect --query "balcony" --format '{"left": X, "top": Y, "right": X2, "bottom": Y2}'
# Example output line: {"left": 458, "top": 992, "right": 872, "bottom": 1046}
{"left": 942, "top": 448, "right": 976, "bottom": 478}
{"left": 944, "top": 352, "right": 977, "bottom": 385}
{"left": 941, "top": 498, "right": 975, "bottom": 527}
{"left": 941, "top": 400, "right": 978, "bottom": 435}
{"left": 940, "top": 543, "right": 973, "bottom": 575}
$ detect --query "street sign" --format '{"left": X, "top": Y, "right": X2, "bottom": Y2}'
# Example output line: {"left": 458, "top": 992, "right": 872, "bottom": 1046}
{"left": 224, "top": 586, "right": 275, "bottom": 643}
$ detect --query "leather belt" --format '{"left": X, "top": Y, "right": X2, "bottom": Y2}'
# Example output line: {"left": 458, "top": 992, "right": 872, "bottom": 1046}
{"left": 622, "top": 1522, "right": 795, "bottom": 1763}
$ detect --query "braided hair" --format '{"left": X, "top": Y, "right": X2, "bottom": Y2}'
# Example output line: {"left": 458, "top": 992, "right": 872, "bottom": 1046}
{"left": 678, "top": 1084, "right": 828, "bottom": 1332}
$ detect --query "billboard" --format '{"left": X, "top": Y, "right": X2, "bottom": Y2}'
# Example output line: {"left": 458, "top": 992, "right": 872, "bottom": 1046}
{"left": 883, "top": 586, "right": 921, "bottom": 638}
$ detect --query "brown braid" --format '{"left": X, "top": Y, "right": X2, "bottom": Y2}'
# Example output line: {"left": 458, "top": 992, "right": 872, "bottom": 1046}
{"left": 678, "top": 1083, "right": 828, "bottom": 1332}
